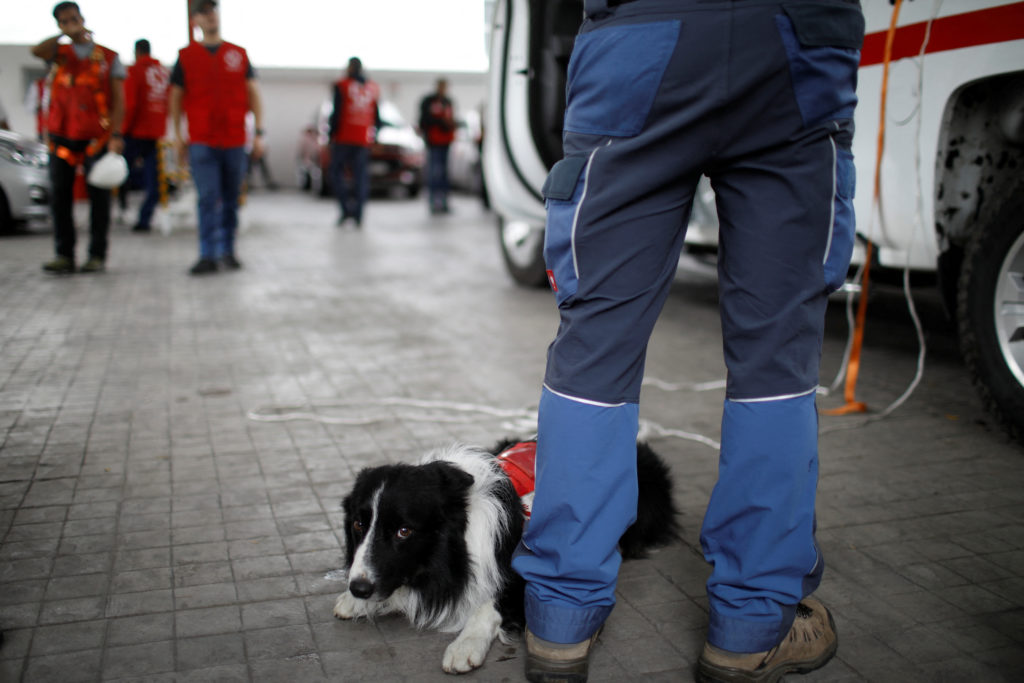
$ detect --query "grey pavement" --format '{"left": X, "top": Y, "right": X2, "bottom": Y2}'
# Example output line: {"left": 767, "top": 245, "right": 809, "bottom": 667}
{"left": 1, "top": 190, "right": 1022, "bottom": 682}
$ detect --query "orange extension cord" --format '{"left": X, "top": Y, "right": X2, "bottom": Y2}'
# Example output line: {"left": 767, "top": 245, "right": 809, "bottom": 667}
{"left": 823, "top": 0, "right": 903, "bottom": 417}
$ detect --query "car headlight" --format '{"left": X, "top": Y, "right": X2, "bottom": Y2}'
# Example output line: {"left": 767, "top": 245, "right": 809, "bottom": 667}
{"left": 0, "top": 144, "right": 49, "bottom": 168}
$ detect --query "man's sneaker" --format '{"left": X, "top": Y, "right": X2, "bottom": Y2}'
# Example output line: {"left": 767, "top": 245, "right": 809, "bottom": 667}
{"left": 525, "top": 627, "right": 601, "bottom": 683}
{"left": 79, "top": 257, "right": 106, "bottom": 273}
{"left": 42, "top": 256, "right": 75, "bottom": 275}
{"left": 220, "top": 254, "right": 242, "bottom": 270}
{"left": 189, "top": 258, "right": 219, "bottom": 276}
{"left": 696, "top": 598, "right": 838, "bottom": 683}
{"left": 131, "top": 224, "right": 151, "bottom": 232}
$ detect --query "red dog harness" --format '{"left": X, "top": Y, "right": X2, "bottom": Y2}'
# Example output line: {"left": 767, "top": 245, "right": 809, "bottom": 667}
{"left": 496, "top": 440, "right": 537, "bottom": 518}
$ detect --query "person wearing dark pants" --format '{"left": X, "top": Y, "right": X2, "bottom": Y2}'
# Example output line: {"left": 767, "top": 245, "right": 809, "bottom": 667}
{"left": 419, "top": 78, "right": 456, "bottom": 214}
{"left": 31, "top": 1, "right": 125, "bottom": 274}
{"left": 48, "top": 140, "right": 112, "bottom": 269}
{"left": 120, "top": 138, "right": 161, "bottom": 231}
{"left": 170, "top": 0, "right": 264, "bottom": 275}
{"left": 328, "top": 57, "right": 379, "bottom": 228}
{"left": 188, "top": 144, "right": 247, "bottom": 267}
{"left": 514, "top": 1, "right": 864, "bottom": 682}
{"left": 328, "top": 142, "right": 370, "bottom": 226}
{"left": 120, "top": 39, "right": 169, "bottom": 232}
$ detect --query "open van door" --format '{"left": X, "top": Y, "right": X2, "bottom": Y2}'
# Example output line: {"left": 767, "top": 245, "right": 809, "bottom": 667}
{"left": 484, "top": 0, "right": 718, "bottom": 286}
{"left": 484, "top": 0, "right": 582, "bottom": 286}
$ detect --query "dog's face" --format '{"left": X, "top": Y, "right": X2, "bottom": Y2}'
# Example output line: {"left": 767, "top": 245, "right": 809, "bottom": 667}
{"left": 342, "top": 461, "right": 474, "bottom": 602}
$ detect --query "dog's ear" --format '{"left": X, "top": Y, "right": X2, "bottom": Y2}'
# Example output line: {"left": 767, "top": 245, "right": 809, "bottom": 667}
{"left": 422, "top": 461, "right": 474, "bottom": 495}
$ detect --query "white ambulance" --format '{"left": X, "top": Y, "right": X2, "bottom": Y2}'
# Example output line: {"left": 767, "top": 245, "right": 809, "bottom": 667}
{"left": 484, "top": 0, "right": 1024, "bottom": 443}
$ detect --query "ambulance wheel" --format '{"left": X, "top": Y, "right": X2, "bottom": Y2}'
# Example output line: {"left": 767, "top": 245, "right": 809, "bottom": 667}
{"left": 498, "top": 216, "right": 548, "bottom": 288}
{"left": 958, "top": 193, "right": 1024, "bottom": 446}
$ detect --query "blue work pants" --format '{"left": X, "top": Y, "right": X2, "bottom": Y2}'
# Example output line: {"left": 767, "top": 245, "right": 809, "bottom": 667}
{"left": 513, "top": 0, "right": 862, "bottom": 654}
{"left": 330, "top": 143, "right": 370, "bottom": 221}
{"left": 189, "top": 144, "right": 247, "bottom": 260}
{"left": 427, "top": 144, "right": 450, "bottom": 210}
{"left": 122, "top": 137, "right": 160, "bottom": 229}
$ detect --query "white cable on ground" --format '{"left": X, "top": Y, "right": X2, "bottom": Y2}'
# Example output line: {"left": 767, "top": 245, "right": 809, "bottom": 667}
{"left": 639, "top": 420, "right": 721, "bottom": 451}
{"left": 248, "top": 392, "right": 723, "bottom": 451}
{"left": 642, "top": 377, "right": 727, "bottom": 392}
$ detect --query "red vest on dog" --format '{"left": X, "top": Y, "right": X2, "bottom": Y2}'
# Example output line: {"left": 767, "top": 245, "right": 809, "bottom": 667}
{"left": 47, "top": 43, "right": 117, "bottom": 142}
{"left": 123, "top": 55, "right": 169, "bottom": 140}
{"left": 496, "top": 441, "right": 538, "bottom": 519}
{"left": 178, "top": 41, "right": 250, "bottom": 148}
{"left": 331, "top": 77, "right": 380, "bottom": 146}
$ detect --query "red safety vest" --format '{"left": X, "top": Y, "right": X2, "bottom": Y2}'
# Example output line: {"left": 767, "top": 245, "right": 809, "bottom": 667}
{"left": 123, "top": 55, "right": 169, "bottom": 140}
{"left": 423, "top": 96, "right": 455, "bottom": 147}
{"left": 178, "top": 41, "right": 250, "bottom": 148}
{"left": 331, "top": 77, "right": 380, "bottom": 147}
{"left": 46, "top": 43, "right": 117, "bottom": 142}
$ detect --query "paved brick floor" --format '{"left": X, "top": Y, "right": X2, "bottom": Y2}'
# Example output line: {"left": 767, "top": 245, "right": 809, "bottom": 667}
{"left": 1, "top": 192, "right": 1022, "bottom": 681}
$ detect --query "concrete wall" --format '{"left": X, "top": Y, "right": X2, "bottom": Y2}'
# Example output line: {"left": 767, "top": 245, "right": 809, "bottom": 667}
{"left": 0, "top": 44, "right": 487, "bottom": 188}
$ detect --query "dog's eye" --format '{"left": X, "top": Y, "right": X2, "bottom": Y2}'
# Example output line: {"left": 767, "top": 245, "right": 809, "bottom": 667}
{"left": 396, "top": 527, "right": 412, "bottom": 539}
{"left": 352, "top": 520, "right": 365, "bottom": 533}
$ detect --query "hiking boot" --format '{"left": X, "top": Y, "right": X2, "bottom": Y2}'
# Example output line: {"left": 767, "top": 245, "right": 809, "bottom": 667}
{"left": 79, "top": 257, "right": 106, "bottom": 273}
{"left": 42, "top": 256, "right": 75, "bottom": 275}
{"left": 696, "top": 598, "right": 838, "bottom": 683}
{"left": 220, "top": 253, "right": 243, "bottom": 270}
{"left": 525, "top": 627, "right": 601, "bottom": 683}
{"left": 189, "top": 258, "right": 219, "bottom": 276}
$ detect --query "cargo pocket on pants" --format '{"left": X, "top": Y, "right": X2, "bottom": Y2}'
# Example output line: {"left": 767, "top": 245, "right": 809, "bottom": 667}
{"left": 823, "top": 120, "right": 856, "bottom": 293}
{"left": 564, "top": 20, "right": 680, "bottom": 137}
{"left": 543, "top": 154, "right": 590, "bottom": 305}
{"left": 776, "top": 3, "right": 863, "bottom": 126}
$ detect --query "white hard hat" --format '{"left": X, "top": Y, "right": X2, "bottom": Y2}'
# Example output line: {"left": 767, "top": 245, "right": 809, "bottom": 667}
{"left": 87, "top": 152, "right": 129, "bottom": 189}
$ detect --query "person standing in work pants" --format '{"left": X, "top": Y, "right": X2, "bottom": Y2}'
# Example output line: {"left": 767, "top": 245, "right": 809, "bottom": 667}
{"left": 512, "top": 1, "right": 864, "bottom": 682}
{"left": 328, "top": 57, "right": 380, "bottom": 228}
{"left": 121, "top": 39, "right": 169, "bottom": 233}
{"left": 418, "top": 78, "right": 457, "bottom": 214}
{"left": 32, "top": 1, "right": 125, "bottom": 275}
{"left": 170, "top": 0, "right": 265, "bottom": 275}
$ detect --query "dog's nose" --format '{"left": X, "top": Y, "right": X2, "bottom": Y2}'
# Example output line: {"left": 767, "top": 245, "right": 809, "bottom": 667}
{"left": 349, "top": 577, "right": 375, "bottom": 599}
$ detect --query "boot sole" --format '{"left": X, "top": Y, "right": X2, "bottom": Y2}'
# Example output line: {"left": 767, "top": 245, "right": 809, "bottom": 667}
{"left": 695, "top": 610, "right": 838, "bottom": 683}
{"left": 525, "top": 627, "right": 601, "bottom": 683}
{"left": 525, "top": 655, "right": 589, "bottom": 683}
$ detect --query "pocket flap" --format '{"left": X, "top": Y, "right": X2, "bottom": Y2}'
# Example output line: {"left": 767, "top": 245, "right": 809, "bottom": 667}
{"left": 782, "top": 4, "right": 865, "bottom": 50}
{"left": 542, "top": 155, "right": 588, "bottom": 202}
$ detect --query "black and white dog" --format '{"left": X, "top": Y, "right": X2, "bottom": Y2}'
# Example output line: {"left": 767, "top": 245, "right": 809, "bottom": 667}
{"left": 332, "top": 439, "right": 678, "bottom": 673}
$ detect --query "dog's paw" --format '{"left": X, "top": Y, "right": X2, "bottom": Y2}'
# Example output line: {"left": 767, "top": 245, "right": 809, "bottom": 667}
{"left": 442, "top": 635, "right": 491, "bottom": 674}
{"left": 333, "top": 591, "right": 363, "bottom": 620}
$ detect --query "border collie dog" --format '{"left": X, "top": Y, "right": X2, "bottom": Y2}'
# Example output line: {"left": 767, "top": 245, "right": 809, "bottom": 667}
{"left": 332, "top": 440, "right": 678, "bottom": 673}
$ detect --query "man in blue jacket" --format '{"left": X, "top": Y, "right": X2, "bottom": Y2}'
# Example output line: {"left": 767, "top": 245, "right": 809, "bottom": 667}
{"left": 513, "top": 1, "right": 864, "bottom": 681}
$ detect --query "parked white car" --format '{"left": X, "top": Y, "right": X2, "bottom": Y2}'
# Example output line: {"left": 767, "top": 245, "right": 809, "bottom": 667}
{"left": 0, "top": 130, "right": 49, "bottom": 234}
{"left": 484, "top": 0, "right": 1024, "bottom": 443}
{"left": 448, "top": 108, "right": 485, "bottom": 197}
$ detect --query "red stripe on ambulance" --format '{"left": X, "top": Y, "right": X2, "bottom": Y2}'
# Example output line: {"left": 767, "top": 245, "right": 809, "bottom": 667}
{"left": 860, "top": 2, "right": 1024, "bottom": 66}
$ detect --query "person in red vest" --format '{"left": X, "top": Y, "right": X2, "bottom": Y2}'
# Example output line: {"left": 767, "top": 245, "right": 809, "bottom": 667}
{"left": 327, "top": 57, "right": 379, "bottom": 228}
{"left": 120, "top": 39, "right": 169, "bottom": 233}
{"left": 418, "top": 78, "right": 457, "bottom": 215}
{"left": 170, "top": 0, "right": 265, "bottom": 275}
{"left": 31, "top": 1, "right": 125, "bottom": 275}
